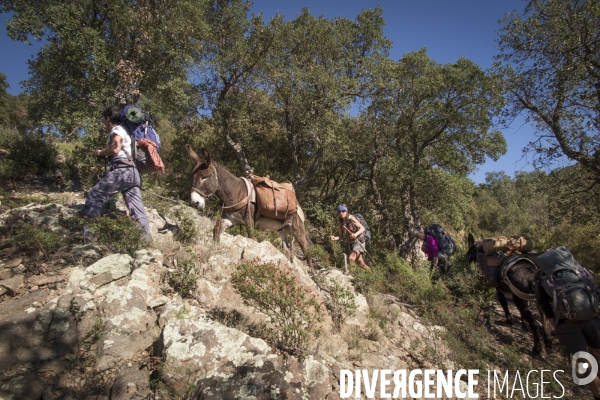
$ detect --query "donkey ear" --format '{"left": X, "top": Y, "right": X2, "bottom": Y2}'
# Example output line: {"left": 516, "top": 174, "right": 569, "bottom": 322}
{"left": 200, "top": 147, "right": 212, "bottom": 165}
{"left": 468, "top": 233, "right": 475, "bottom": 248}
{"left": 185, "top": 144, "right": 201, "bottom": 165}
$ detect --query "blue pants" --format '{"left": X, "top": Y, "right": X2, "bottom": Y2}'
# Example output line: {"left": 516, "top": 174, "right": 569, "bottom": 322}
{"left": 83, "top": 167, "right": 150, "bottom": 235}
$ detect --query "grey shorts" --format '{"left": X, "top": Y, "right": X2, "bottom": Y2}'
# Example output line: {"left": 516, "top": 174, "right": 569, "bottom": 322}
{"left": 555, "top": 317, "right": 600, "bottom": 354}
{"left": 348, "top": 241, "right": 365, "bottom": 254}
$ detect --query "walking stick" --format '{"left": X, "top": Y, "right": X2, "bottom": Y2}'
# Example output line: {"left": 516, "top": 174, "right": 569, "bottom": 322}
{"left": 342, "top": 225, "right": 376, "bottom": 267}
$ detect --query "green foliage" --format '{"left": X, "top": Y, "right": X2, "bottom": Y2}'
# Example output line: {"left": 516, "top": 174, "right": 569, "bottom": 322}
{"left": 231, "top": 259, "right": 323, "bottom": 352}
{"left": 323, "top": 278, "right": 357, "bottom": 330}
{"left": 13, "top": 222, "right": 63, "bottom": 258}
{"left": 169, "top": 256, "right": 198, "bottom": 298}
{"left": 2, "top": 0, "right": 207, "bottom": 138}
{"left": 170, "top": 207, "right": 198, "bottom": 245}
{"left": 352, "top": 253, "right": 447, "bottom": 306}
{"left": 85, "top": 213, "right": 147, "bottom": 256}
{"left": 4, "top": 132, "right": 58, "bottom": 177}
{"left": 496, "top": 0, "right": 600, "bottom": 180}
{"left": 474, "top": 169, "right": 600, "bottom": 271}
{"left": 303, "top": 244, "right": 331, "bottom": 269}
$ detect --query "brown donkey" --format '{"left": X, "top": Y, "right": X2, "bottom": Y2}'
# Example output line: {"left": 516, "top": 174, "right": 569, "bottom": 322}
{"left": 467, "top": 234, "right": 552, "bottom": 354}
{"left": 186, "top": 145, "right": 311, "bottom": 258}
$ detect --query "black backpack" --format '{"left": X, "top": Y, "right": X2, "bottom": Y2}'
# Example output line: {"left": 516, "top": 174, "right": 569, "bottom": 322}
{"left": 351, "top": 213, "right": 372, "bottom": 241}
{"left": 541, "top": 266, "right": 600, "bottom": 321}
{"left": 425, "top": 223, "right": 456, "bottom": 256}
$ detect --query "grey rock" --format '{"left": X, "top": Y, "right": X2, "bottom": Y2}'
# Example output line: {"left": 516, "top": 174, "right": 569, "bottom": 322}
{"left": 3, "top": 257, "right": 22, "bottom": 269}
{"left": 0, "top": 268, "right": 14, "bottom": 280}
{"left": 86, "top": 254, "right": 132, "bottom": 282}
{"left": 12, "top": 263, "right": 26, "bottom": 274}
{"left": 0, "top": 274, "right": 24, "bottom": 296}
{"left": 28, "top": 272, "right": 69, "bottom": 287}
{"left": 110, "top": 365, "right": 152, "bottom": 400}
{"left": 71, "top": 244, "right": 104, "bottom": 264}
{"left": 95, "top": 330, "right": 157, "bottom": 371}
{"left": 0, "top": 375, "right": 46, "bottom": 400}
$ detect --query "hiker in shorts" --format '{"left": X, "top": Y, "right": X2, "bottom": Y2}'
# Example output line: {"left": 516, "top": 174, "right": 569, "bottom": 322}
{"left": 82, "top": 105, "right": 151, "bottom": 238}
{"left": 534, "top": 247, "right": 600, "bottom": 400}
{"left": 413, "top": 226, "right": 445, "bottom": 273}
{"left": 329, "top": 205, "right": 371, "bottom": 272}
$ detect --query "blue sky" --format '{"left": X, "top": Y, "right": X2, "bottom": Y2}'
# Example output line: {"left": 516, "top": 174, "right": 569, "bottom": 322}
{"left": 0, "top": 0, "right": 536, "bottom": 184}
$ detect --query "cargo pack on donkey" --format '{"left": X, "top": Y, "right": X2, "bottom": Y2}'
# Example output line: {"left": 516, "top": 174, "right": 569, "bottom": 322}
{"left": 120, "top": 105, "right": 165, "bottom": 174}
{"left": 482, "top": 236, "right": 532, "bottom": 255}
{"left": 250, "top": 175, "right": 297, "bottom": 220}
{"left": 538, "top": 246, "right": 600, "bottom": 321}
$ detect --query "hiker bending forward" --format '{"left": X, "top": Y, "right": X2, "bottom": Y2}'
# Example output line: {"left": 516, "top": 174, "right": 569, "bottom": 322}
{"left": 414, "top": 226, "right": 441, "bottom": 271}
{"left": 329, "top": 205, "right": 371, "bottom": 272}
{"left": 83, "top": 105, "right": 150, "bottom": 236}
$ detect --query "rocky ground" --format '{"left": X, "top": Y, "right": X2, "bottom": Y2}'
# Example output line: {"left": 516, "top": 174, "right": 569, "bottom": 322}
{"left": 0, "top": 183, "right": 589, "bottom": 399}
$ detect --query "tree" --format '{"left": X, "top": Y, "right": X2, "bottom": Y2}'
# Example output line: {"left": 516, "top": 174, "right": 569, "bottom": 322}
{"left": 496, "top": 0, "right": 600, "bottom": 181}
{"left": 264, "top": 7, "right": 390, "bottom": 189}
{"left": 191, "top": 0, "right": 276, "bottom": 174}
{"left": 0, "top": 73, "right": 29, "bottom": 132}
{"left": 1, "top": 0, "right": 207, "bottom": 138}
{"left": 364, "top": 50, "right": 506, "bottom": 258}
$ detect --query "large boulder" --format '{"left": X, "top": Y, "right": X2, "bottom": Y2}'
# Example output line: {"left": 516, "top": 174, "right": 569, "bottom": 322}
{"left": 158, "top": 300, "right": 333, "bottom": 399}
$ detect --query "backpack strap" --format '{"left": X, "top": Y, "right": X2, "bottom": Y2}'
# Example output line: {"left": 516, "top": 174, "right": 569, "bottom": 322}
{"left": 222, "top": 177, "right": 252, "bottom": 213}
{"left": 500, "top": 255, "right": 537, "bottom": 300}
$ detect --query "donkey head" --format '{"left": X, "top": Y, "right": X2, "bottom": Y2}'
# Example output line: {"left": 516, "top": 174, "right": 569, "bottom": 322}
{"left": 466, "top": 233, "right": 483, "bottom": 263}
{"left": 186, "top": 144, "right": 219, "bottom": 210}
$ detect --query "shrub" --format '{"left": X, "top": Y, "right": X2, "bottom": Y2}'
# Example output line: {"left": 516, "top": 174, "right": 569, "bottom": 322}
{"left": 5, "top": 132, "right": 59, "bottom": 176}
{"left": 324, "top": 278, "right": 357, "bottom": 330}
{"left": 231, "top": 259, "right": 323, "bottom": 352}
{"left": 171, "top": 207, "right": 198, "bottom": 245}
{"left": 67, "top": 133, "right": 108, "bottom": 187}
{"left": 14, "top": 222, "right": 63, "bottom": 258}
{"left": 88, "top": 213, "right": 147, "bottom": 255}
{"left": 169, "top": 256, "right": 198, "bottom": 298}
{"left": 304, "top": 244, "right": 331, "bottom": 268}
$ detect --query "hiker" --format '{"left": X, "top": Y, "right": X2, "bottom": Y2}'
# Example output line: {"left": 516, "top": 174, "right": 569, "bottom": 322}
{"left": 535, "top": 247, "right": 600, "bottom": 399}
{"left": 329, "top": 204, "right": 371, "bottom": 272}
{"left": 413, "top": 226, "right": 446, "bottom": 273}
{"left": 82, "top": 105, "right": 151, "bottom": 238}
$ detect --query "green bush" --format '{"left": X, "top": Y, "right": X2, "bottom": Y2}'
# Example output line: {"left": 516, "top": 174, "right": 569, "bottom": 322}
{"left": 232, "top": 259, "right": 323, "bottom": 352}
{"left": 75, "top": 213, "right": 147, "bottom": 255}
{"left": 14, "top": 222, "right": 63, "bottom": 258}
{"left": 67, "top": 133, "right": 107, "bottom": 187}
{"left": 5, "top": 132, "right": 58, "bottom": 176}
{"left": 169, "top": 256, "right": 198, "bottom": 298}
{"left": 304, "top": 244, "right": 331, "bottom": 268}
{"left": 170, "top": 207, "right": 198, "bottom": 245}
{"left": 324, "top": 278, "right": 357, "bottom": 330}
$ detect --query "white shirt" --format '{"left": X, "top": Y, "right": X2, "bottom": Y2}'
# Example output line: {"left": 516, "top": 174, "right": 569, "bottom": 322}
{"left": 110, "top": 125, "right": 132, "bottom": 161}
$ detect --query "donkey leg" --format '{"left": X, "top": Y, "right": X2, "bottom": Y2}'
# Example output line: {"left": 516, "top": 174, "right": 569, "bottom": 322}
{"left": 497, "top": 289, "right": 513, "bottom": 326}
{"left": 213, "top": 219, "right": 232, "bottom": 242}
{"left": 514, "top": 297, "right": 542, "bottom": 354}
{"left": 292, "top": 215, "right": 313, "bottom": 268}
{"left": 280, "top": 226, "right": 293, "bottom": 261}
{"left": 537, "top": 302, "right": 553, "bottom": 349}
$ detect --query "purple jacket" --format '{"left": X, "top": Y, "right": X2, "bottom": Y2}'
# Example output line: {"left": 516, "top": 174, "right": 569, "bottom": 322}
{"left": 422, "top": 235, "right": 439, "bottom": 259}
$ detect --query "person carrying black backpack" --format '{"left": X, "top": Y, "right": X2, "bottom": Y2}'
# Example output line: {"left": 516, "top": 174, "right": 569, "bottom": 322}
{"left": 534, "top": 247, "right": 600, "bottom": 400}
{"left": 329, "top": 204, "right": 371, "bottom": 272}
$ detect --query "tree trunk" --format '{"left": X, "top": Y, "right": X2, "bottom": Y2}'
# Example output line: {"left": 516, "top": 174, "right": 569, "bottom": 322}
{"left": 369, "top": 142, "right": 397, "bottom": 252}
{"left": 397, "top": 184, "right": 423, "bottom": 268}
{"left": 221, "top": 114, "right": 252, "bottom": 176}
